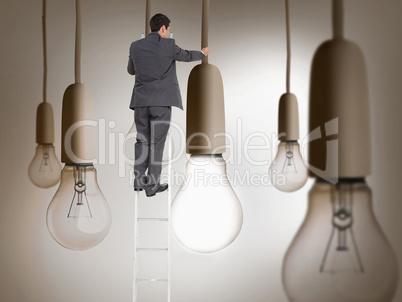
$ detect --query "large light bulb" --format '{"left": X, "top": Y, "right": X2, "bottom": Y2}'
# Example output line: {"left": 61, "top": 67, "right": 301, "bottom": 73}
{"left": 171, "top": 154, "right": 243, "bottom": 253}
{"left": 283, "top": 179, "right": 398, "bottom": 302}
{"left": 269, "top": 141, "right": 308, "bottom": 192}
{"left": 28, "top": 144, "right": 62, "bottom": 188}
{"left": 47, "top": 164, "right": 111, "bottom": 250}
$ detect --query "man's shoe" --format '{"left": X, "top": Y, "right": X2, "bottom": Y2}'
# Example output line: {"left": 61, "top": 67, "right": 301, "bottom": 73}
{"left": 145, "top": 183, "right": 168, "bottom": 197}
{"left": 134, "top": 176, "right": 148, "bottom": 191}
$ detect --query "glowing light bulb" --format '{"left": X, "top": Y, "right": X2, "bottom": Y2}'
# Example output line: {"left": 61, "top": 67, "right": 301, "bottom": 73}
{"left": 28, "top": 144, "right": 62, "bottom": 188}
{"left": 283, "top": 179, "right": 398, "bottom": 302}
{"left": 171, "top": 154, "right": 243, "bottom": 253}
{"left": 46, "top": 164, "right": 111, "bottom": 250}
{"left": 269, "top": 141, "right": 308, "bottom": 192}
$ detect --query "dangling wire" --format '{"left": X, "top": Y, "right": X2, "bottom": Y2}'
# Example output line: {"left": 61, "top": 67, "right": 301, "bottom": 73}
{"left": 202, "top": 0, "right": 209, "bottom": 65}
{"left": 42, "top": 0, "right": 47, "bottom": 103}
{"left": 145, "top": 0, "right": 151, "bottom": 36}
{"left": 333, "top": 0, "right": 344, "bottom": 39}
{"left": 285, "top": 0, "right": 291, "bottom": 93}
{"left": 75, "top": 0, "right": 82, "bottom": 83}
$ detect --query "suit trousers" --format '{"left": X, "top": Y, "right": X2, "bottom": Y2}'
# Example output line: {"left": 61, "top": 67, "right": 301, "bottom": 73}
{"left": 133, "top": 106, "right": 171, "bottom": 188}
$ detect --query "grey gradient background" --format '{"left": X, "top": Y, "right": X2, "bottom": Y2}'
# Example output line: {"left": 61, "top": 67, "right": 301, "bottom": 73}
{"left": 0, "top": 0, "right": 401, "bottom": 301}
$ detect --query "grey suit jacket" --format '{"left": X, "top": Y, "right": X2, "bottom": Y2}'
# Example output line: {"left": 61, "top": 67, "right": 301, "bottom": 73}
{"left": 127, "top": 32, "right": 205, "bottom": 110}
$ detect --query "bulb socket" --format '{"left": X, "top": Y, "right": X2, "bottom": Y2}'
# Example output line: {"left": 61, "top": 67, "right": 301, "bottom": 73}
{"left": 308, "top": 38, "right": 371, "bottom": 179}
{"left": 278, "top": 93, "right": 300, "bottom": 141}
{"left": 36, "top": 102, "right": 55, "bottom": 144}
{"left": 186, "top": 63, "right": 226, "bottom": 154}
{"left": 61, "top": 83, "right": 96, "bottom": 164}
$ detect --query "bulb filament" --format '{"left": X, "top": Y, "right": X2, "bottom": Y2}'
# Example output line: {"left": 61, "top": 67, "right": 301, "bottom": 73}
{"left": 39, "top": 145, "right": 53, "bottom": 172}
{"left": 68, "top": 165, "right": 93, "bottom": 218}
{"left": 282, "top": 142, "right": 297, "bottom": 173}
{"left": 320, "top": 182, "right": 365, "bottom": 274}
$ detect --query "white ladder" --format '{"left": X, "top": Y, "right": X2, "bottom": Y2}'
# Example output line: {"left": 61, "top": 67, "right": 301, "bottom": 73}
{"left": 133, "top": 132, "right": 172, "bottom": 302}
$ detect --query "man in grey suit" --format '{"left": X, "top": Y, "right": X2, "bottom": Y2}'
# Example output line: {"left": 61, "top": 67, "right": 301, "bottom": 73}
{"left": 128, "top": 13, "right": 209, "bottom": 197}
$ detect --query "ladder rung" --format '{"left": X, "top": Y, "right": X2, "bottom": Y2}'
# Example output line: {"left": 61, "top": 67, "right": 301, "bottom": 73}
{"left": 137, "top": 218, "right": 168, "bottom": 222}
{"left": 136, "top": 278, "right": 168, "bottom": 283}
{"left": 136, "top": 248, "right": 168, "bottom": 251}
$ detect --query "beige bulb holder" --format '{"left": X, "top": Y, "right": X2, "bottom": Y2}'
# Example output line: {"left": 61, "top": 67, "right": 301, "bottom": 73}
{"left": 278, "top": 92, "right": 300, "bottom": 141}
{"left": 308, "top": 38, "right": 371, "bottom": 179}
{"left": 186, "top": 63, "right": 226, "bottom": 154}
{"left": 36, "top": 102, "right": 55, "bottom": 144}
{"left": 61, "top": 83, "right": 96, "bottom": 164}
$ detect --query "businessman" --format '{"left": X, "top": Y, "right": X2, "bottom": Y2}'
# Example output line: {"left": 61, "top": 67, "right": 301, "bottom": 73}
{"left": 127, "top": 13, "right": 209, "bottom": 197}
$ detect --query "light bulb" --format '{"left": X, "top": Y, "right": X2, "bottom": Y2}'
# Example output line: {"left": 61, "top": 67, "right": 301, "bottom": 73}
{"left": 47, "top": 164, "right": 111, "bottom": 250}
{"left": 269, "top": 141, "right": 308, "bottom": 192}
{"left": 283, "top": 179, "right": 398, "bottom": 302}
{"left": 28, "top": 144, "right": 62, "bottom": 188}
{"left": 171, "top": 154, "right": 243, "bottom": 253}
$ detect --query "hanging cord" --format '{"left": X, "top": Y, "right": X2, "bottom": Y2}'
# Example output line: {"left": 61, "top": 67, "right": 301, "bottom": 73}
{"left": 42, "top": 0, "right": 47, "bottom": 102}
{"left": 202, "top": 0, "right": 209, "bottom": 64}
{"left": 75, "top": 0, "right": 82, "bottom": 83}
{"left": 333, "top": 0, "right": 344, "bottom": 39}
{"left": 285, "top": 0, "right": 291, "bottom": 93}
{"left": 145, "top": 0, "right": 151, "bottom": 36}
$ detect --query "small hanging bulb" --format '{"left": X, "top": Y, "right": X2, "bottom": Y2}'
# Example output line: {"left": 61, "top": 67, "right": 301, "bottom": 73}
{"left": 269, "top": 0, "right": 308, "bottom": 192}
{"left": 29, "top": 0, "right": 62, "bottom": 188}
{"left": 29, "top": 102, "right": 62, "bottom": 189}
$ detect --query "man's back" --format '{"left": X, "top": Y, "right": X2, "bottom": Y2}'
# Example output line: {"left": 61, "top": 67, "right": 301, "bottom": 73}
{"left": 128, "top": 13, "right": 208, "bottom": 197}
{"left": 127, "top": 32, "right": 205, "bottom": 110}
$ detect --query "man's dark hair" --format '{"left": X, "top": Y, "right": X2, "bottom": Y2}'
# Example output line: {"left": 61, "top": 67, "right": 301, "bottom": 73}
{"left": 150, "top": 13, "right": 171, "bottom": 32}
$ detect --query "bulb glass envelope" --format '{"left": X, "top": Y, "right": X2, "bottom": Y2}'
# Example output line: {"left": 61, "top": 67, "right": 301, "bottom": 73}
{"left": 29, "top": 144, "right": 62, "bottom": 188}
{"left": 283, "top": 179, "right": 398, "bottom": 302}
{"left": 47, "top": 164, "right": 111, "bottom": 250}
{"left": 270, "top": 141, "right": 307, "bottom": 192}
{"left": 171, "top": 155, "right": 243, "bottom": 253}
